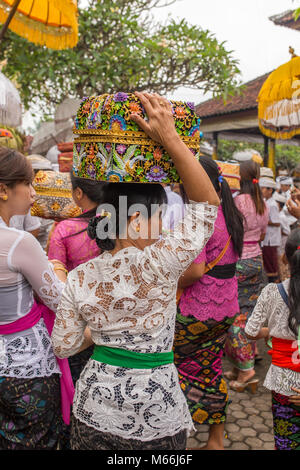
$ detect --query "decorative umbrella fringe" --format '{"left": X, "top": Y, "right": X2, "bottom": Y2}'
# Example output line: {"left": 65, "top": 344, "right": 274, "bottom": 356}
{"left": 258, "top": 77, "right": 300, "bottom": 102}
{"left": 258, "top": 100, "right": 300, "bottom": 120}
{"left": 0, "top": 1, "right": 78, "bottom": 50}
{"left": 258, "top": 121, "right": 300, "bottom": 140}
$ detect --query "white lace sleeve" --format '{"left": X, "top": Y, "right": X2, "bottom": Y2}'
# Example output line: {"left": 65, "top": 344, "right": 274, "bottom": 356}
{"left": 9, "top": 231, "right": 64, "bottom": 312}
{"left": 51, "top": 272, "right": 87, "bottom": 358}
{"left": 245, "top": 284, "right": 272, "bottom": 337}
{"left": 146, "top": 201, "right": 217, "bottom": 282}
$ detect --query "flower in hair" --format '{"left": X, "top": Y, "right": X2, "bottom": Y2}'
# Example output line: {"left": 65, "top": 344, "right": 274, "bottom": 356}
{"left": 253, "top": 178, "right": 259, "bottom": 184}
{"left": 218, "top": 175, "right": 224, "bottom": 183}
{"left": 96, "top": 210, "right": 111, "bottom": 219}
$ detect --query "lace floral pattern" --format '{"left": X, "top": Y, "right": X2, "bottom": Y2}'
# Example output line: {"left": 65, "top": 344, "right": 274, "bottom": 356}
{"left": 0, "top": 319, "right": 61, "bottom": 378}
{"left": 51, "top": 202, "right": 217, "bottom": 441}
{"left": 245, "top": 279, "right": 300, "bottom": 396}
{"left": 0, "top": 219, "right": 64, "bottom": 379}
{"left": 179, "top": 205, "right": 239, "bottom": 322}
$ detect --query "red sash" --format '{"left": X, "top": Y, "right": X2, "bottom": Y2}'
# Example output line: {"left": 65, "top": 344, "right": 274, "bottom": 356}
{"left": 268, "top": 337, "right": 300, "bottom": 373}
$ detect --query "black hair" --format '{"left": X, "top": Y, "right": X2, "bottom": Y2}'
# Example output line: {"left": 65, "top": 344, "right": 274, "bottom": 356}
{"left": 62, "top": 172, "right": 108, "bottom": 240}
{"left": 199, "top": 156, "right": 244, "bottom": 258}
{"left": 285, "top": 228, "right": 300, "bottom": 337}
{"left": 87, "top": 182, "right": 167, "bottom": 251}
{"left": 240, "top": 160, "right": 266, "bottom": 215}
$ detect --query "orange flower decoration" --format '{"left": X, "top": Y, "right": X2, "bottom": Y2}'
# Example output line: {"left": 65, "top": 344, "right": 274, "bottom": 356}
{"left": 129, "top": 102, "right": 141, "bottom": 114}
{"left": 153, "top": 148, "right": 163, "bottom": 161}
{"left": 88, "top": 145, "right": 96, "bottom": 160}
{"left": 175, "top": 106, "right": 186, "bottom": 118}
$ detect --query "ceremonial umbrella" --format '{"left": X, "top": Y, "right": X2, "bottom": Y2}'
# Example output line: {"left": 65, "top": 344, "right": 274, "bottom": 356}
{"left": 258, "top": 54, "right": 300, "bottom": 140}
{"left": 0, "top": 0, "right": 78, "bottom": 49}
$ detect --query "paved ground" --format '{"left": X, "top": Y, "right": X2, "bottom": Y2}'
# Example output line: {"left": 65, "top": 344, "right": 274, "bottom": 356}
{"left": 187, "top": 338, "right": 275, "bottom": 450}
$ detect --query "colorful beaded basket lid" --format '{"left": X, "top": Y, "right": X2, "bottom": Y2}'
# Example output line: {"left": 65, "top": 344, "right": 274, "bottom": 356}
{"left": 73, "top": 92, "right": 203, "bottom": 183}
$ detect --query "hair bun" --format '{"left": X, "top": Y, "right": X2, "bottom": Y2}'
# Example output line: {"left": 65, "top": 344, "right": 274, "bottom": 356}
{"left": 87, "top": 214, "right": 116, "bottom": 251}
{"left": 87, "top": 216, "right": 100, "bottom": 240}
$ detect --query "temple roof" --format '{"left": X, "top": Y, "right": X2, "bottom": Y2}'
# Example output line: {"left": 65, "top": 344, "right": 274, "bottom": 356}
{"left": 269, "top": 10, "right": 300, "bottom": 31}
{"left": 196, "top": 73, "right": 269, "bottom": 118}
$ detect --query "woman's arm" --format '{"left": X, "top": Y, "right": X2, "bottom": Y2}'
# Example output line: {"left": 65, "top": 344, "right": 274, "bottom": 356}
{"left": 290, "top": 388, "right": 300, "bottom": 405}
{"left": 178, "top": 261, "right": 205, "bottom": 289}
{"left": 244, "top": 285, "right": 272, "bottom": 340}
{"left": 245, "top": 326, "right": 269, "bottom": 342}
{"left": 51, "top": 272, "right": 88, "bottom": 358}
{"left": 132, "top": 92, "right": 220, "bottom": 207}
{"left": 10, "top": 231, "right": 64, "bottom": 312}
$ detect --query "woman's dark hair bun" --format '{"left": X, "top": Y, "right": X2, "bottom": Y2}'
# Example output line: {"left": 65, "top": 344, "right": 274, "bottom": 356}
{"left": 87, "top": 215, "right": 116, "bottom": 251}
{"left": 87, "top": 216, "right": 99, "bottom": 240}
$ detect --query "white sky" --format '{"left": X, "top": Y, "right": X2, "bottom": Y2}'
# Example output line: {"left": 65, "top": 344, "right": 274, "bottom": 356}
{"left": 22, "top": 0, "right": 299, "bottom": 131}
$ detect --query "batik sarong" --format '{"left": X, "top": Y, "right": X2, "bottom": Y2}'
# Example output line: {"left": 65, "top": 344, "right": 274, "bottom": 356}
{"left": 225, "top": 256, "right": 265, "bottom": 370}
{"left": 272, "top": 391, "right": 300, "bottom": 450}
{"left": 70, "top": 416, "right": 187, "bottom": 450}
{"left": 173, "top": 311, "right": 236, "bottom": 425}
{"left": 0, "top": 374, "right": 63, "bottom": 450}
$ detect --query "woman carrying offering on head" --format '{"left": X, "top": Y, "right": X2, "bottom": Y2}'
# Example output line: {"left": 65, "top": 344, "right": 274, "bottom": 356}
{"left": 225, "top": 160, "right": 269, "bottom": 392}
{"left": 174, "top": 157, "right": 244, "bottom": 450}
{"left": 0, "top": 148, "right": 65, "bottom": 450}
{"left": 51, "top": 92, "right": 220, "bottom": 451}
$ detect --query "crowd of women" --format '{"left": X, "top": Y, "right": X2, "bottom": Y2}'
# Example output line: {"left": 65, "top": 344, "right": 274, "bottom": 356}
{"left": 0, "top": 92, "right": 299, "bottom": 451}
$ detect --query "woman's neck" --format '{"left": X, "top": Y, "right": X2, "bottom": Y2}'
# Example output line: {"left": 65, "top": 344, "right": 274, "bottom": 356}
{"left": 80, "top": 201, "right": 97, "bottom": 213}
{"left": 0, "top": 207, "right": 11, "bottom": 226}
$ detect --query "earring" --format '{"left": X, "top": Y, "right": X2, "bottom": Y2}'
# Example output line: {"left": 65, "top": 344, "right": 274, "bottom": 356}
{"left": 2, "top": 195, "right": 8, "bottom": 201}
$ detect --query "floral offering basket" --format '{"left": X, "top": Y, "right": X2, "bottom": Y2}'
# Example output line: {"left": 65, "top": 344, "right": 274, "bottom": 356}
{"left": 73, "top": 92, "right": 202, "bottom": 183}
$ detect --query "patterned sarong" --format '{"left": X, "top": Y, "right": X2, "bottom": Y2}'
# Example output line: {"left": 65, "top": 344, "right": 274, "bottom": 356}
{"left": 0, "top": 374, "right": 63, "bottom": 450}
{"left": 173, "top": 311, "right": 236, "bottom": 425}
{"left": 272, "top": 391, "right": 300, "bottom": 450}
{"left": 225, "top": 256, "right": 265, "bottom": 370}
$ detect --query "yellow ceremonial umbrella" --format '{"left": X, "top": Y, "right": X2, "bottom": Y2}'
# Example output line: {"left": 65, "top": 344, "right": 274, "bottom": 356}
{"left": 0, "top": 0, "right": 78, "bottom": 49}
{"left": 258, "top": 52, "right": 300, "bottom": 140}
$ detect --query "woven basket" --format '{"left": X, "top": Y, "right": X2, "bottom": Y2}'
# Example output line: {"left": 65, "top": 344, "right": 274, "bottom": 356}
{"left": 217, "top": 161, "right": 240, "bottom": 190}
{"left": 31, "top": 170, "right": 81, "bottom": 220}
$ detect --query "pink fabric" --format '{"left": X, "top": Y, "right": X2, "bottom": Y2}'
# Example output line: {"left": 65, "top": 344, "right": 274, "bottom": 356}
{"left": 0, "top": 301, "right": 74, "bottom": 425}
{"left": 39, "top": 303, "right": 75, "bottom": 426}
{"left": 48, "top": 218, "right": 100, "bottom": 271}
{"left": 179, "top": 205, "right": 239, "bottom": 322}
{"left": 235, "top": 194, "right": 269, "bottom": 260}
{"left": 47, "top": 217, "right": 100, "bottom": 423}
{"left": 0, "top": 301, "right": 42, "bottom": 334}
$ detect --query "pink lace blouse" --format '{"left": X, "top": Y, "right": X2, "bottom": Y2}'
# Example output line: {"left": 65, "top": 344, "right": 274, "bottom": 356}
{"left": 235, "top": 194, "right": 269, "bottom": 260}
{"left": 48, "top": 218, "right": 100, "bottom": 272}
{"left": 179, "top": 205, "right": 239, "bottom": 322}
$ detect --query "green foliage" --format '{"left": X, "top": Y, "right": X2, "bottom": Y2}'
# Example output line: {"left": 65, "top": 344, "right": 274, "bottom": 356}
{"left": 217, "top": 139, "right": 300, "bottom": 173}
{"left": 0, "top": 0, "right": 241, "bottom": 117}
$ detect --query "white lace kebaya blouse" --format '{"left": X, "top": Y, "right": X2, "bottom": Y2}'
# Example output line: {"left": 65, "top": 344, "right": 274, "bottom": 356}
{"left": 0, "top": 217, "right": 64, "bottom": 379}
{"left": 245, "top": 279, "right": 300, "bottom": 396}
{"left": 51, "top": 201, "right": 217, "bottom": 442}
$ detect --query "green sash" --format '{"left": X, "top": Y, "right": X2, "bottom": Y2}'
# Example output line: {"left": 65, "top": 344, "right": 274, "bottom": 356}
{"left": 92, "top": 345, "right": 174, "bottom": 369}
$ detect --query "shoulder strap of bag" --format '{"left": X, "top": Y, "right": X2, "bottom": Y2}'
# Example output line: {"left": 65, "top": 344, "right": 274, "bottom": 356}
{"left": 204, "top": 236, "right": 232, "bottom": 274}
{"left": 277, "top": 283, "right": 289, "bottom": 308}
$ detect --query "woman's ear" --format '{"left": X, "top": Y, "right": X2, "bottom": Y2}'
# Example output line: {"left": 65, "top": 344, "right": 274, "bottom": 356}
{"left": 73, "top": 187, "right": 83, "bottom": 203}
{"left": 0, "top": 183, "right": 8, "bottom": 201}
{"left": 128, "top": 212, "right": 140, "bottom": 238}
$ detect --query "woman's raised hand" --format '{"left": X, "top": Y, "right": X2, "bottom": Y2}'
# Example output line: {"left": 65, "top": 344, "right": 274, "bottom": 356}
{"left": 130, "top": 92, "right": 179, "bottom": 148}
